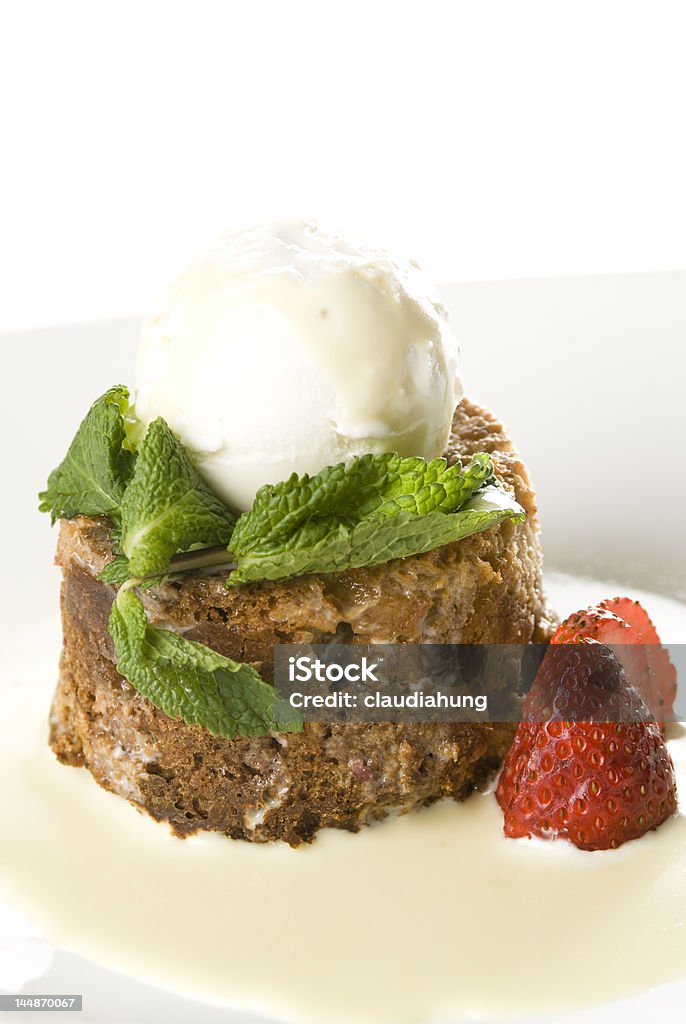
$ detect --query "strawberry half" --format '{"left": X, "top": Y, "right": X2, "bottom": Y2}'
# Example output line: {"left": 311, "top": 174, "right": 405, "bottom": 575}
{"left": 497, "top": 640, "right": 678, "bottom": 851}
{"left": 496, "top": 715, "right": 677, "bottom": 850}
{"left": 602, "top": 597, "right": 677, "bottom": 720}
{"left": 551, "top": 597, "right": 676, "bottom": 723}
{"left": 522, "top": 643, "right": 651, "bottom": 725}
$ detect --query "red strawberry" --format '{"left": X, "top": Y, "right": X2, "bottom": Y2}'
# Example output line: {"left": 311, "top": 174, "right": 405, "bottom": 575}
{"left": 551, "top": 597, "right": 676, "bottom": 723}
{"left": 497, "top": 646, "right": 677, "bottom": 851}
{"left": 497, "top": 716, "right": 677, "bottom": 850}
{"left": 552, "top": 602, "right": 636, "bottom": 646}
{"left": 602, "top": 597, "right": 677, "bottom": 719}
{"left": 522, "top": 643, "right": 651, "bottom": 725}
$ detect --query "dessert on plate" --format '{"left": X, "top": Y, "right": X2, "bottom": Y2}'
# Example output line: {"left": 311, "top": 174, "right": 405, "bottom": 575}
{"left": 40, "top": 219, "right": 676, "bottom": 852}
{"left": 41, "top": 219, "right": 549, "bottom": 844}
{"left": 25, "top": 234, "right": 684, "bottom": 1024}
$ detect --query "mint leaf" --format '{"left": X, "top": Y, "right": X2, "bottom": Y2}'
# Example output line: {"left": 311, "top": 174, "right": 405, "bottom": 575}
{"left": 346, "top": 483, "right": 526, "bottom": 566}
{"left": 109, "top": 587, "right": 301, "bottom": 738}
{"left": 228, "top": 454, "right": 525, "bottom": 584}
{"left": 98, "top": 554, "right": 170, "bottom": 590}
{"left": 231, "top": 451, "right": 493, "bottom": 553}
{"left": 39, "top": 385, "right": 134, "bottom": 523}
{"left": 119, "top": 418, "right": 235, "bottom": 578}
{"left": 98, "top": 554, "right": 131, "bottom": 585}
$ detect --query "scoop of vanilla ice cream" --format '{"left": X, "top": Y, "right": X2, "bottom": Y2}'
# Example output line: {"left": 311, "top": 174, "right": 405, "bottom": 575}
{"left": 135, "top": 219, "right": 463, "bottom": 512}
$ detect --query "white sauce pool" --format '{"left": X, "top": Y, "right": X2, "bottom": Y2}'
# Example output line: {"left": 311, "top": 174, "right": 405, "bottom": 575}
{"left": 1, "top": 573, "right": 685, "bottom": 1023}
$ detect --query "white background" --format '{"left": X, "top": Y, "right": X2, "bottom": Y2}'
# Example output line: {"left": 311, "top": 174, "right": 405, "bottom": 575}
{"left": 1, "top": 0, "right": 685, "bottom": 331}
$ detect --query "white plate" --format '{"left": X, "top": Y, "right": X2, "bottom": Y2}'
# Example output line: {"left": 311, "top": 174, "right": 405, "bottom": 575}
{"left": 1, "top": 272, "right": 685, "bottom": 1022}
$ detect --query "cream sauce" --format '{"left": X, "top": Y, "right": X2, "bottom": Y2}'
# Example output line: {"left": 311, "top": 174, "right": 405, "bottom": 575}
{"left": 1, "top": 574, "right": 685, "bottom": 1023}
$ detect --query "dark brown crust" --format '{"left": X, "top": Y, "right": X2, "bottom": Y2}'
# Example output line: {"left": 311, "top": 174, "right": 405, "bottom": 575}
{"left": 49, "top": 397, "right": 550, "bottom": 845}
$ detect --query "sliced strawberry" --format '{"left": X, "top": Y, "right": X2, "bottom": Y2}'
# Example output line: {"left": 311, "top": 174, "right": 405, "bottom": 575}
{"left": 551, "top": 597, "right": 676, "bottom": 723}
{"left": 603, "top": 597, "right": 662, "bottom": 639}
{"left": 552, "top": 603, "right": 635, "bottom": 646}
{"left": 601, "top": 597, "right": 677, "bottom": 720}
{"left": 496, "top": 715, "right": 677, "bottom": 851}
{"left": 498, "top": 628, "right": 678, "bottom": 851}
{"left": 522, "top": 643, "right": 651, "bottom": 725}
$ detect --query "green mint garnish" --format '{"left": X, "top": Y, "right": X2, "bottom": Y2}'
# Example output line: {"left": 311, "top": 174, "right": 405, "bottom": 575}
{"left": 98, "top": 553, "right": 171, "bottom": 590}
{"left": 39, "top": 385, "right": 134, "bottom": 523}
{"left": 108, "top": 586, "right": 302, "bottom": 738}
{"left": 227, "top": 452, "right": 525, "bottom": 584}
{"left": 98, "top": 553, "right": 131, "bottom": 585}
{"left": 118, "top": 417, "right": 235, "bottom": 578}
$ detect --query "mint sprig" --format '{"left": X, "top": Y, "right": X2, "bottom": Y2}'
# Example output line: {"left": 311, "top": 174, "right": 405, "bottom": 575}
{"left": 227, "top": 453, "right": 525, "bottom": 584}
{"left": 109, "top": 586, "right": 302, "bottom": 738}
{"left": 230, "top": 451, "right": 493, "bottom": 554}
{"left": 118, "top": 417, "right": 235, "bottom": 578}
{"left": 39, "top": 385, "right": 134, "bottom": 523}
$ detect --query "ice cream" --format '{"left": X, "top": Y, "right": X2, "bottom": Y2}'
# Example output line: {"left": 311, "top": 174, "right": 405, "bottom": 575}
{"left": 135, "top": 219, "right": 463, "bottom": 511}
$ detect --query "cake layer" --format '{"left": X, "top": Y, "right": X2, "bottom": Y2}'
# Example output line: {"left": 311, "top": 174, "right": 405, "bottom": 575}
{"left": 49, "top": 398, "right": 549, "bottom": 844}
